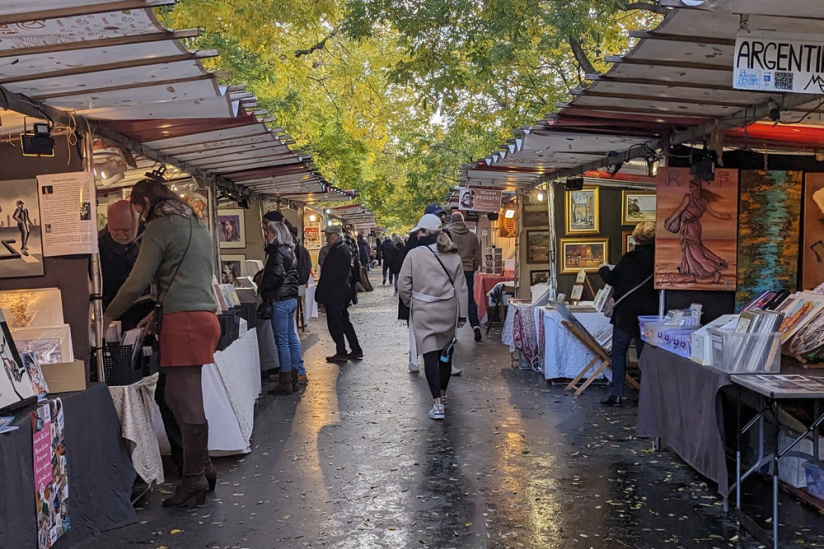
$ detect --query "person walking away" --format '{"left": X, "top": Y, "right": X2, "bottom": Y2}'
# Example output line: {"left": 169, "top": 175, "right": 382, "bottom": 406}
{"left": 375, "top": 240, "right": 383, "bottom": 267}
{"left": 390, "top": 235, "right": 405, "bottom": 296}
{"left": 316, "top": 225, "right": 363, "bottom": 362}
{"left": 260, "top": 221, "right": 304, "bottom": 394}
{"left": 104, "top": 179, "right": 220, "bottom": 508}
{"left": 381, "top": 236, "right": 396, "bottom": 285}
{"left": 449, "top": 212, "right": 483, "bottom": 341}
{"left": 358, "top": 234, "right": 371, "bottom": 272}
{"left": 597, "top": 221, "right": 657, "bottom": 407}
{"left": 398, "top": 214, "right": 468, "bottom": 420}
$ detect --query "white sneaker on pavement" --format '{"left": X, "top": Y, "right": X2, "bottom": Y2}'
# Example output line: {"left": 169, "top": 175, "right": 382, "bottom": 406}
{"left": 451, "top": 365, "right": 462, "bottom": 376}
{"left": 428, "top": 403, "right": 445, "bottom": 420}
{"left": 408, "top": 361, "right": 419, "bottom": 373}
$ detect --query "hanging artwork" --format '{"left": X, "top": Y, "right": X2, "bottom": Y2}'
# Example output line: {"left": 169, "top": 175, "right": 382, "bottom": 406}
{"left": 735, "top": 171, "right": 803, "bottom": 308}
{"left": 622, "top": 230, "right": 636, "bottom": 255}
{"left": 803, "top": 173, "right": 824, "bottom": 291}
{"left": 654, "top": 168, "right": 739, "bottom": 291}
{"left": 216, "top": 208, "right": 246, "bottom": 249}
{"left": 525, "top": 230, "right": 549, "bottom": 264}
{"left": 621, "top": 190, "right": 657, "bottom": 225}
{"left": 0, "top": 179, "right": 45, "bottom": 278}
{"left": 565, "top": 187, "right": 599, "bottom": 234}
{"left": 522, "top": 206, "right": 548, "bottom": 228}
{"left": 560, "top": 238, "right": 609, "bottom": 273}
{"left": 221, "top": 255, "right": 246, "bottom": 284}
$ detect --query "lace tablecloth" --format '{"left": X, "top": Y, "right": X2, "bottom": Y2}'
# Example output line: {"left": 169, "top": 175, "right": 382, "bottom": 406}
{"left": 108, "top": 373, "right": 165, "bottom": 485}
{"left": 203, "top": 329, "right": 262, "bottom": 455}
{"left": 542, "top": 309, "right": 612, "bottom": 381}
{"left": 502, "top": 301, "right": 544, "bottom": 371}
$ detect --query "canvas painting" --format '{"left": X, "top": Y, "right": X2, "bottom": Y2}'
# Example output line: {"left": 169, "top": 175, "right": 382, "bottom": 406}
{"left": 803, "top": 173, "right": 824, "bottom": 291}
{"left": 526, "top": 230, "right": 549, "bottom": 264}
{"left": 560, "top": 238, "right": 608, "bottom": 274}
{"left": 221, "top": 255, "right": 245, "bottom": 284}
{"left": 735, "top": 171, "right": 803, "bottom": 309}
{"left": 530, "top": 270, "right": 550, "bottom": 285}
{"left": 0, "top": 179, "right": 45, "bottom": 278}
{"left": 622, "top": 230, "right": 636, "bottom": 255}
{"left": 522, "top": 206, "right": 548, "bottom": 228}
{"left": 622, "top": 190, "right": 656, "bottom": 225}
{"left": 0, "top": 311, "right": 37, "bottom": 411}
{"left": 217, "top": 209, "right": 245, "bottom": 249}
{"left": 654, "top": 168, "right": 739, "bottom": 291}
{"left": 565, "top": 187, "right": 599, "bottom": 234}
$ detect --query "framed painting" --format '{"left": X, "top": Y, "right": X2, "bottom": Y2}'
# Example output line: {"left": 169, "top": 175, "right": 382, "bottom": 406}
{"left": 530, "top": 270, "right": 550, "bottom": 286}
{"left": 621, "top": 190, "right": 656, "bottom": 225}
{"left": 736, "top": 171, "right": 802, "bottom": 308}
{"left": 622, "top": 230, "right": 635, "bottom": 255}
{"left": 183, "top": 188, "right": 211, "bottom": 232}
{"left": 522, "top": 206, "right": 549, "bottom": 228}
{"left": 221, "top": 255, "right": 246, "bottom": 284}
{"left": 803, "top": 173, "right": 824, "bottom": 291}
{"left": 560, "top": 238, "right": 609, "bottom": 274}
{"left": 525, "top": 230, "right": 549, "bottom": 264}
{"left": 654, "top": 168, "right": 739, "bottom": 291}
{"left": 217, "top": 208, "right": 246, "bottom": 249}
{"left": 565, "top": 187, "right": 599, "bottom": 234}
{"left": 0, "top": 179, "right": 45, "bottom": 279}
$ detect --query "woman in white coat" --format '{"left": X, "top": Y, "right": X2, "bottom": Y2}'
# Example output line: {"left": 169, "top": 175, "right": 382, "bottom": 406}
{"left": 398, "top": 214, "right": 468, "bottom": 420}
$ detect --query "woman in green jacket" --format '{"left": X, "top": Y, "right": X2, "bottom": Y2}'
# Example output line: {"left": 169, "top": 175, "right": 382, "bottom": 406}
{"left": 104, "top": 179, "right": 220, "bottom": 508}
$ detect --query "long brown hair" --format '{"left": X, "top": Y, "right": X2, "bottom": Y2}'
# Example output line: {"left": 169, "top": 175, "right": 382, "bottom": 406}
{"left": 130, "top": 179, "right": 191, "bottom": 221}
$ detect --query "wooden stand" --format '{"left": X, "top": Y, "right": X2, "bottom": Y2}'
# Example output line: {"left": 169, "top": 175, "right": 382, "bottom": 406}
{"left": 561, "top": 320, "right": 640, "bottom": 396}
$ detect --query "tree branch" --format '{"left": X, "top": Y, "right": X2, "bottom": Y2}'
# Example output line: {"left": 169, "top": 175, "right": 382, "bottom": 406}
{"left": 568, "top": 37, "right": 597, "bottom": 76}
{"left": 295, "top": 28, "right": 339, "bottom": 58}
{"left": 625, "top": 2, "right": 669, "bottom": 15}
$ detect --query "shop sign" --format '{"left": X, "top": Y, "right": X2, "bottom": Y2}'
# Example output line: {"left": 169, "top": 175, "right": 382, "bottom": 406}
{"left": 458, "top": 188, "right": 502, "bottom": 213}
{"left": 734, "top": 31, "right": 824, "bottom": 94}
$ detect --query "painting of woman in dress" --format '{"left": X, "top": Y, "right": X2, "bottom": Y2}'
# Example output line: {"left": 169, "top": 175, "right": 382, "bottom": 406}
{"left": 661, "top": 175, "right": 731, "bottom": 284}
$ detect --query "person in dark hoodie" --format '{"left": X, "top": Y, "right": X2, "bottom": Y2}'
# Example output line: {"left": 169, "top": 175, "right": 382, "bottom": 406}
{"left": 597, "top": 221, "right": 657, "bottom": 407}
{"left": 380, "top": 236, "right": 397, "bottom": 285}
{"left": 357, "top": 234, "right": 372, "bottom": 271}
{"left": 449, "top": 212, "right": 483, "bottom": 341}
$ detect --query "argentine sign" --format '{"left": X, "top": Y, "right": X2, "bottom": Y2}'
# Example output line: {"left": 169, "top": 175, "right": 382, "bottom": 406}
{"left": 734, "top": 32, "right": 824, "bottom": 94}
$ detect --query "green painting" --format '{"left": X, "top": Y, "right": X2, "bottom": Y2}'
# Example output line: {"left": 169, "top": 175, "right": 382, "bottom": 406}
{"left": 736, "top": 171, "right": 803, "bottom": 309}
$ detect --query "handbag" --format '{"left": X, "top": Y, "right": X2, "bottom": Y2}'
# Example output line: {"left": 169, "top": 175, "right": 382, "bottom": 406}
{"left": 604, "top": 274, "right": 653, "bottom": 319}
{"left": 257, "top": 300, "right": 274, "bottom": 320}
{"left": 151, "top": 217, "right": 193, "bottom": 355}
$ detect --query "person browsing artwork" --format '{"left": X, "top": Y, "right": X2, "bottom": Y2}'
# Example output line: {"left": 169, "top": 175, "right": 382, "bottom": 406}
{"left": 598, "top": 222, "right": 657, "bottom": 407}
{"left": 662, "top": 174, "right": 732, "bottom": 285}
{"left": 103, "top": 179, "right": 220, "bottom": 509}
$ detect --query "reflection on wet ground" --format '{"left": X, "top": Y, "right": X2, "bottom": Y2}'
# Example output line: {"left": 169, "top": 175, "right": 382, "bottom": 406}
{"left": 88, "top": 276, "right": 824, "bottom": 548}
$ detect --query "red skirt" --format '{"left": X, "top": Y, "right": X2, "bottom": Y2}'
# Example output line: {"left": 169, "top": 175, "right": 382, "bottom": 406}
{"left": 159, "top": 311, "right": 221, "bottom": 367}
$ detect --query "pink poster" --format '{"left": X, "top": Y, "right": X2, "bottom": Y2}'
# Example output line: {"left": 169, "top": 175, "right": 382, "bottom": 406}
{"left": 31, "top": 399, "right": 69, "bottom": 549}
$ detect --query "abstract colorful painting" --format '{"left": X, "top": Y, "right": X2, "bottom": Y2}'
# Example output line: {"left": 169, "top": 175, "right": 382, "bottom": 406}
{"left": 803, "top": 173, "right": 824, "bottom": 291}
{"left": 735, "top": 171, "right": 802, "bottom": 309}
{"left": 654, "top": 168, "right": 739, "bottom": 291}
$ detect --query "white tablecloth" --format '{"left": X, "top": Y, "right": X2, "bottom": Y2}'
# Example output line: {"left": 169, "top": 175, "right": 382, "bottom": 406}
{"left": 542, "top": 309, "right": 612, "bottom": 381}
{"left": 203, "top": 329, "right": 262, "bottom": 455}
{"left": 108, "top": 373, "right": 164, "bottom": 485}
{"left": 303, "top": 284, "right": 318, "bottom": 325}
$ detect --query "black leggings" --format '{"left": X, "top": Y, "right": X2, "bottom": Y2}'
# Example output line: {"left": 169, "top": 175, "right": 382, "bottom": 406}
{"left": 423, "top": 350, "right": 452, "bottom": 399}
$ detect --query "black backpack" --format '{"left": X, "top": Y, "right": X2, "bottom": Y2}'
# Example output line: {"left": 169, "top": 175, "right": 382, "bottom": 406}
{"left": 296, "top": 244, "right": 312, "bottom": 285}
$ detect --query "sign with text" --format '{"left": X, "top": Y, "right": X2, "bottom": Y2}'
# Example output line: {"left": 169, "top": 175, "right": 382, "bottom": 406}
{"left": 36, "top": 172, "right": 97, "bottom": 257}
{"left": 458, "top": 188, "right": 502, "bottom": 213}
{"left": 32, "top": 398, "right": 69, "bottom": 549}
{"left": 734, "top": 32, "right": 824, "bottom": 93}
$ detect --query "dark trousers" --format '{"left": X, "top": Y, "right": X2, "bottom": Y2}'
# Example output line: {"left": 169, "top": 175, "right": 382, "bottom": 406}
{"left": 464, "top": 270, "right": 480, "bottom": 327}
{"left": 423, "top": 350, "right": 452, "bottom": 399}
{"left": 326, "top": 303, "right": 362, "bottom": 355}
{"left": 610, "top": 325, "right": 645, "bottom": 397}
{"left": 383, "top": 264, "right": 393, "bottom": 283}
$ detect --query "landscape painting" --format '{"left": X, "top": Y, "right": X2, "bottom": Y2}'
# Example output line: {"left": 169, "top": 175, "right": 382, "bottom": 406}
{"left": 735, "top": 171, "right": 803, "bottom": 309}
{"left": 622, "top": 190, "right": 656, "bottom": 225}
{"left": 654, "top": 168, "right": 739, "bottom": 291}
{"left": 803, "top": 173, "right": 824, "bottom": 291}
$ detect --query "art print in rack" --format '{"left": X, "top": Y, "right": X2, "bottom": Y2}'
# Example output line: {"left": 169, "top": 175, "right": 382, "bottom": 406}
{"left": 736, "top": 171, "right": 803, "bottom": 309}
{"left": 0, "top": 179, "right": 45, "bottom": 278}
{"left": 217, "top": 209, "right": 246, "bottom": 249}
{"left": 0, "top": 310, "right": 37, "bottom": 412}
{"left": 803, "top": 173, "right": 824, "bottom": 291}
{"left": 565, "top": 187, "right": 599, "bottom": 234}
{"left": 654, "top": 168, "right": 739, "bottom": 291}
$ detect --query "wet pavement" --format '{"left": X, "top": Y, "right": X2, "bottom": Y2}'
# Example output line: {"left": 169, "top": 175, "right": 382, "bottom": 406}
{"left": 88, "top": 274, "right": 824, "bottom": 548}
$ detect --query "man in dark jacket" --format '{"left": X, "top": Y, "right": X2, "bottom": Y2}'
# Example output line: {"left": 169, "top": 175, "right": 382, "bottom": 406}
{"left": 449, "top": 212, "right": 483, "bottom": 341}
{"left": 380, "top": 237, "right": 396, "bottom": 285}
{"left": 316, "top": 225, "right": 363, "bottom": 363}
{"left": 597, "top": 222, "right": 657, "bottom": 407}
{"left": 357, "top": 234, "right": 371, "bottom": 271}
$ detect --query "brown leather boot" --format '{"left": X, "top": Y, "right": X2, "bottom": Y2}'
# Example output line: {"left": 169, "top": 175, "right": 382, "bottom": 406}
{"left": 163, "top": 423, "right": 209, "bottom": 508}
{"left": 268, "top": 371, "right": 293, "bottom": 395}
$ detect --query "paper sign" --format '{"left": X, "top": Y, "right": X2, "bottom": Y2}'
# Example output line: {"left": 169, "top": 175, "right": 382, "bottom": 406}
{"left": 571, "top": 284, "right": 584, "bottom": 301}
{"left": 37, "top": 172, "right": 98, "bottom": 257}
{"left": 734, "top": 31, "right": 824, "bottom": 94}
{"left": 458, "top": 188, "right": 502, "bottom": 212}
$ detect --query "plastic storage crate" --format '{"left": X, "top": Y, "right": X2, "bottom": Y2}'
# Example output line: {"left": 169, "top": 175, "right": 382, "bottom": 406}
{"left": 102, "top": 342, "right": 144, "bottom": 386}
{"left": 639, "top": 315, "right": 701, "bottom": 347}
{"left": 217, "top": 309, "right": 241, "bottom": 351}
{"left": 707, "top": 329, "right": 782, "bottom": 374}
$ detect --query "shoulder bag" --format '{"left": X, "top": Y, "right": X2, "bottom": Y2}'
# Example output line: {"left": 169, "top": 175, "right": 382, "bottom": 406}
{"left": 603, "top": 274, "right": 653, "bottom": 319}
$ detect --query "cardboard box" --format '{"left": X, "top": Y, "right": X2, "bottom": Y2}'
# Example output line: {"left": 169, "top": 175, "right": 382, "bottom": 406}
{"left": 42, "top": 360, "right": 86, "bottom": 393}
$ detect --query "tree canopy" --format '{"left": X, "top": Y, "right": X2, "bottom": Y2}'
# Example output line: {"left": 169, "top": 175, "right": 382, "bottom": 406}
{"left": 159, "top": 0, "right": 659, "bottom": 230}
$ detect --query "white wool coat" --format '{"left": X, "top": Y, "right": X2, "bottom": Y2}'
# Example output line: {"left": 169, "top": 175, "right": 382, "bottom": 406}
{"left": 398, "top": 244, "right": 469, "bottom": 354}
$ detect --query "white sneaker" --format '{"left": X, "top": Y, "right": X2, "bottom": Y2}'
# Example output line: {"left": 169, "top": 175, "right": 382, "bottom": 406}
{"left": 408, "top": 361, "right": 420, "bottom": 373}
{"left": 451, "top": 365, "right": 462, "bottom": 376}
{"left": 428, "top": 403, "right": 445, "bottom": 420}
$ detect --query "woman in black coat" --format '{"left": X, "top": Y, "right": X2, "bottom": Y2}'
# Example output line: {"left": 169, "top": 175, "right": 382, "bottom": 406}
{"left": 390, "top": 235, "right": 406, "bottom": 296}
{"left": 260, "top": 221, "right": 303, "bottom": 394}
{"left": 598, "top": 222, "right": 657, "bottom": 406}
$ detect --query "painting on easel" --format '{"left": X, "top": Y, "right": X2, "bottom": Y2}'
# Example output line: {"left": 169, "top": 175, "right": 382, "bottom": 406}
{"left": 654, "top": 168, "right": 739, "bottom": 291}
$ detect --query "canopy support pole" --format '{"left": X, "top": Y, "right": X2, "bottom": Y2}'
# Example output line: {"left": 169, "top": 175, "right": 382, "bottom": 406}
{"left": 546, "top": 180, "right": 558, "bottom": 303}
{"left": 83, "top": 130, "right": 105, "bottom": 382}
